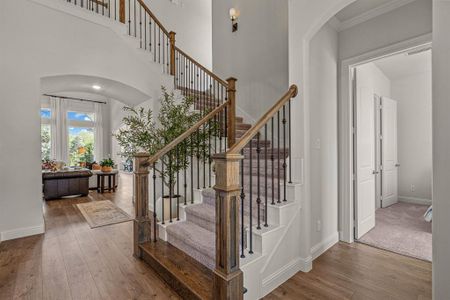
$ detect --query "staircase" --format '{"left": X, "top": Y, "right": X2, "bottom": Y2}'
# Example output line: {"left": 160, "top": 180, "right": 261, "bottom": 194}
{"left": 44, "top": 1, "right": 302, "bottom": 299}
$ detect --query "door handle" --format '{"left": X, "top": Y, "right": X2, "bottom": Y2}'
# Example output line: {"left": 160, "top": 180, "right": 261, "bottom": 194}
{"left": 372, "top": 170, "right": 379, "bottom": 174}
{"left": 395, "top": 164, "right": 400, "bottom": 167}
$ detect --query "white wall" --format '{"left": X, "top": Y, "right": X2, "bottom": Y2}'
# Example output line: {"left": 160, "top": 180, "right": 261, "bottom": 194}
{"left": 0, "top": 0, "right": 171, "bottom": 240}
{"left": 143, "top": 0, "right": 212, "bottom": 69}
{"left": 432, "top": 0, "right": 450, "bottom": 298}
{"left": 356, "top": 63, "right": 391, "bottom": 98}
{"left": 212, "top": 0, "right": 289, "bottom": 120}
{"left": 392, "top": 71, "right": 432, "bottom": 202}
{"left": 339, "top": 0, "right": 433, "bottom": 60}
{"left": 309, "top": 23, "right": 339, "bottom": 256}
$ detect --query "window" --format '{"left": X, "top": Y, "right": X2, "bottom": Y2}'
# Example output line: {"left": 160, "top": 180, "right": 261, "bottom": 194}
{"left": 40, "top": 108, "right": 52, "bottom": 161}
{"left": 67, "top": 111, "right": 96, "bottom": 166}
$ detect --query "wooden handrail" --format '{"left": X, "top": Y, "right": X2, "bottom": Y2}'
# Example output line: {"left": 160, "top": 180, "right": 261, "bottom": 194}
{"left": 137, "top": 0, "right": 170, "bottom": 36}
{"left": 227, "top": 85, "right": 298, "bottom": 154}
{"left": 175, "top": 46, "right": 229, "bottom": 87}
{"left": 142, "top": 102, "right": 229, "bottom": 167}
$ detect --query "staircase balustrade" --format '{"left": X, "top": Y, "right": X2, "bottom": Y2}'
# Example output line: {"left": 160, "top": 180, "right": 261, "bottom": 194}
{"left": 56, "top": 0, "right": 300, "bottom": 298}
{"left": 212, "top": 85, "right": 297, "bottom": 299}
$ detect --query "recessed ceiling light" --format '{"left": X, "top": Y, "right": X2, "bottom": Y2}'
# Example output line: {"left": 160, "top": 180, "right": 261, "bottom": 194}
{"left": 92, "top": 85, "right": 102, "bottom": 90}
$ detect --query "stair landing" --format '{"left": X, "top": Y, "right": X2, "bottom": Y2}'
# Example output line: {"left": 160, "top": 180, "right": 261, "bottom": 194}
{"left": 140, "top": 241, "right": 213, "bottom": 300}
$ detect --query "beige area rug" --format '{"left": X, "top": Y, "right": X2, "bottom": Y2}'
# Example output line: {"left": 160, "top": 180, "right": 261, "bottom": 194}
{"left": 358, "top": 202, "right": 432, "bottom": 262}
{"left": 76, "top": 200, "right": 132, "bottom": 228}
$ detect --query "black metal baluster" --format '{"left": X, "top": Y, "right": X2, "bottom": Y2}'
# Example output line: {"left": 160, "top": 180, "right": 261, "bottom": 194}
{"left": 224, "top": 105, "right": 228, "bottom": 150}
{"left": 153, "top": 21, "right": 156, "bottom": 61}
{"left": 153, "top": 163, "right": 157, "bottom": 241}
{"left": 166, "top": 34, "right": 169, "bottom": 73}
{"left": 169, "top": 153, "right": 173, "bottom": 222}
{"left": 264, "top": 124, "right": 268, "bottom": 227}
{"left": 240, "top": 149, "right": 245, "bottom": 258}
{"left": 134, "top": 0, "right": 136, "bottom": 37}
{"left": 289, "top": 99, "right": 292, "bottom": 183}
{"left": 139, "top": 4, "right": 142, "bottom": 48}
{"left": 271, "top": 117, "right": 275, "bottom": 205}
{"left": 256, "top": 132, "right": 261, "bottom": 230}
{"left": 277, "top": 111, "right": 281, "bottom": 204}
{"left": 176, "top": 146, "right": 180, "bottom": 221}
{"left": 128, "top": 0, "right": 131, "bottom": 34}
{"left": 162, "top": 32, "right": 166, "bottom": 70}
{"left": 184, "top": 141, "right": 187, "bottom": 205}
{"left": 144, "top": 12, "right": 146, "bottom": 50}
{"left": 219, "top": 86, "right": 223, "bottom": 152}
{"left": 249, "top": 141, "right": 253, "bottom": 254}
{"left": 197, "top": 127, "right": 200, "bottom": 190}
{"left": 161, "top": 160, "right": 165, "bottom": 224}
{"left": 158, "top": 28, "right": 161, "bottom": 64}
{"left": 190, "top": 135, "right": 194, "bottom": 204}
{"left": 283, "top": 105, "right": 287, "bottom": 202}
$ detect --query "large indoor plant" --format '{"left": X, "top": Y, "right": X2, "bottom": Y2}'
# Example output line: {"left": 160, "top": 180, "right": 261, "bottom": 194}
{"left": 114, "top": 87, "right": 218, "bottom": 201}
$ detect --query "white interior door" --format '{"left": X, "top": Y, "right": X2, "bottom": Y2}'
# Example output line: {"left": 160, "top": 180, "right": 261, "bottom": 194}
{"left": 355, "top": 80, "right": 376, "bottom": 239}
{"left": 381, "top": 97, "right": 398, "bottom": 207}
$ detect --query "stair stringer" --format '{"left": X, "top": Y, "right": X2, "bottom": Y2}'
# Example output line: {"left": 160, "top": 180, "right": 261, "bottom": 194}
{"left": 237, "top": 182, "right": 303, "bottom": 300}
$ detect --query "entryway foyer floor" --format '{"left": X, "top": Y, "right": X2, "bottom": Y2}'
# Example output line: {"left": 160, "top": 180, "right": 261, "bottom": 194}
{"left": 0, "top": 175, "right": 431, "bottom": 299}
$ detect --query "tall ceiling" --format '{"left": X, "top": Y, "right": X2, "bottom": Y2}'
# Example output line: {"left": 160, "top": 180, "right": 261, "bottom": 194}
{"left": 373, "top": 48, "right": 431, "bottom": 80}
{"left": 335, "top": 0, "right": 397, "bottom": 22}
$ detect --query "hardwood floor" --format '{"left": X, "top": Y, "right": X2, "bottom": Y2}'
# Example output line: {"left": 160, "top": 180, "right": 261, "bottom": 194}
{"left": 0, "top": 173, "right": 432, "bottom": 299}
{"left": 264, "top": 242, "right": 432, "bottom": 300}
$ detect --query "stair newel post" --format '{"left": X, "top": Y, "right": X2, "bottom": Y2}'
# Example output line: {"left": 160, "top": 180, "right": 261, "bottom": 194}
{"left": 212, "top": 153, "right": 244, "bottom": 300}
{"left": 133, "top": 153, "right": 152, "bottom": 258}
{"left": 226, "top": 77, "right": 237, "bottom": 148}
{"left": 119, "top": 0, "right": 125, "bottom": 23}
{"left": 169, "top": 31, "right": 176, "bottom": 76}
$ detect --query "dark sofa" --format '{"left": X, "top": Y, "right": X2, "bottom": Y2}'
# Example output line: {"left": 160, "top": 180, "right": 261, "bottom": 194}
{"left": 42, "top": 170, "right": 93, "bottom": 200}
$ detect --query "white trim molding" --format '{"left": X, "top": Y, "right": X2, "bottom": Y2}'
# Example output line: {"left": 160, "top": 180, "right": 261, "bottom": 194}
{"left": 261, "top": 256, "right": 312, "bottom": 297}
{"left": 337, "top": 0, "right": 417, "bottom": 32}
{"left": 338, "top": 33, "right": 432, "bottom": 244}
{"left": 311, "top": 232, "right": 340, "bottom": 260}
{"left": 399, "top": 196, "right": 432, "bottom": 206}
{"left": 1, "top": 223, "right": 45, "bottom": 242}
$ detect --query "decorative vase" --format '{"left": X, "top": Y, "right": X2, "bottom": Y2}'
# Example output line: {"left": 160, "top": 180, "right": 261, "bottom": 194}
{"left": 92, "top": 163, "right": 101, "bottom": 171}
{"left": 102, "top": 166, "right": 113, "bottom": 172}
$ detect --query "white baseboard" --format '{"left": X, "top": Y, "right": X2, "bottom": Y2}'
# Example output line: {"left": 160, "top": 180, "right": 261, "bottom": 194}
{"left": 0, "top": 223, "right": 45, "bottom": 242}
{"left": 398, "top": 196, "right": 432, "bottom": 206}
{"left": 311, "top": 232, "right": 339, "bottom": 260}
{"left": 261, "top": 256, "right": 312, "bottom": 297}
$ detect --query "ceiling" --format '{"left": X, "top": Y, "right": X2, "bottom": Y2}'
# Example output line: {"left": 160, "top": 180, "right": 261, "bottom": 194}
{"left": 373, "top": 48, "right": 431, "bottom": 80}
{"left": 335, "top": 0, "right": 396, "bottom": 22}
{"left": 333, "top": 0, "right": 417, "bottom": 31}
{"left": 41, "top": 75, "right": 150, "bottom": 106}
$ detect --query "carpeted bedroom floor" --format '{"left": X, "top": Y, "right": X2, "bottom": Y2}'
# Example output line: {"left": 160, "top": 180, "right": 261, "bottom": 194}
{"left": 358, "top": 202, "right": 432, "bottom": 261}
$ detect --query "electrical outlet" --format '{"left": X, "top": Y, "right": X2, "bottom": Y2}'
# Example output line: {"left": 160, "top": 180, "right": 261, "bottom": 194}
{"left": 316, "top": 220, "right": 321, "bottom": 232}
{"left": 411, "top": 184, "right": 415, "bottom": 192}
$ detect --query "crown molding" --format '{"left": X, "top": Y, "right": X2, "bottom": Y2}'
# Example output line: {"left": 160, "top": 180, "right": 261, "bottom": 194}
{"left": 338, "top": 0, "right": 417, "bottom": 32}
{"left": 328, "top": 16, "right": 342, "bottom": 31}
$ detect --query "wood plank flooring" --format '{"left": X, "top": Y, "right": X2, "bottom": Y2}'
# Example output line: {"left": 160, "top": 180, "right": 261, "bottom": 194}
{"left": 0, "top": 173, "right": 432, "bottom": 299}
{"left": 264, "top": 242, "right": 432, "bottom": 300}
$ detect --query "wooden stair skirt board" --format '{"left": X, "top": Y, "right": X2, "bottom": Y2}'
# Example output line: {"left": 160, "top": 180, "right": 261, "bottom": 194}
{"left": 140, "top": 241, "right": 213, "bottom": 300}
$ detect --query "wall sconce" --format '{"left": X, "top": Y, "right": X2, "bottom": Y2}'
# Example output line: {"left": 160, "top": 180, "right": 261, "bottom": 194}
{"left": 229, "top": 8, "right": 240, "bottom": 32}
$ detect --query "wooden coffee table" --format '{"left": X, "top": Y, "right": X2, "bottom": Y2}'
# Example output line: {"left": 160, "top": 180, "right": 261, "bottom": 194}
{"left": 96, "top": 170, "right": 118, "bottom": 193}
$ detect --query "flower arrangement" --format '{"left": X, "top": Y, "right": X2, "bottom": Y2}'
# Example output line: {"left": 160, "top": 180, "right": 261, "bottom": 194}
{"left": 99, "top": 157, "right": 115, "bottom": 172}
{"left": 42, "top": 159, "right": 58, "bottom": 172}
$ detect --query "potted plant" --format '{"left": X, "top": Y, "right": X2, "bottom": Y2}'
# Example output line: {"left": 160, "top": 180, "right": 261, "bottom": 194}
{"left": 100, "top": 157, "right": 115, "bottom": 172}
{"left": 114, "top": 87, "right": 218, "bottom": 219}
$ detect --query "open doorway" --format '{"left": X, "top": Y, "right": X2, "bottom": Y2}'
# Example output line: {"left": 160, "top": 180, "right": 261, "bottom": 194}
{"left": 352, "top": 46, "right": 432, "bottom": 261}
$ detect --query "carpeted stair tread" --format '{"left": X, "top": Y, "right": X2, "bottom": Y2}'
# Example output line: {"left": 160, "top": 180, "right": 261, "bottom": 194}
{"left": 166, "top": 221, "right": 215, "bottom": 269}
{"left": 185, "top": 203, "right": 216, "bottom": 232}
